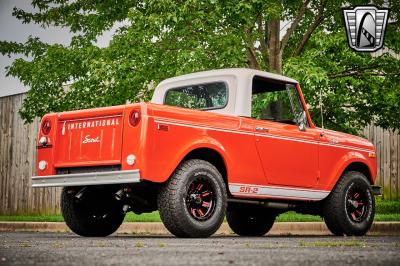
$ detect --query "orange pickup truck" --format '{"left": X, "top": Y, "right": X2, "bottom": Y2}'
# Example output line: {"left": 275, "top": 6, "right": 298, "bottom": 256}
{"left": 32, "top": 68, "right": 380, "bottom": 237}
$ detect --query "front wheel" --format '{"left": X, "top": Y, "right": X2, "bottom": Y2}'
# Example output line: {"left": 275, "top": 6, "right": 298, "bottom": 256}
{"left": 157, "top": 159, "right": 227, "bottom": 238}
{"left": 323, "top": 171, "right": 375, "bottom": 236}
{"left": 61, "top": 186, "right": 125, "bottom": 237}
{"left": 226, "top": 204, "right": 276, "bottom": 236}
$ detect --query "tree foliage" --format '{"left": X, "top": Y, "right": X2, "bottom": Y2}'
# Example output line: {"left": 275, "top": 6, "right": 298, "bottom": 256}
{"left": 1, "top": 0, "right": 399, "bottom": 134}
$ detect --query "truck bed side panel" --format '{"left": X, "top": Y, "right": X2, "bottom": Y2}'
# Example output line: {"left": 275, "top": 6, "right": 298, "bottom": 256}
{"left": 142, "top": 103, "right": 265, "bottom": 185}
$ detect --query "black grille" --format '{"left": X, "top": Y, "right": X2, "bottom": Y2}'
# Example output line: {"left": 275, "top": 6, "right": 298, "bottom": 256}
{"left": 56, "top": 165, "right": 121, "bottom": 175}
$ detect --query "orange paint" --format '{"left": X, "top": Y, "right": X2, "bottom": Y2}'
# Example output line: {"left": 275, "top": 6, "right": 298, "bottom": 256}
{"left": 36, "top": 100, "right": 376, "bottom": 200}
{"left": 34, "top": 69, "right": 377, "bottom": 201}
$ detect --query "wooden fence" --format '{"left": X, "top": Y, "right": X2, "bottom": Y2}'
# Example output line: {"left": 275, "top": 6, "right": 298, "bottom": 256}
{"left": 0, "top": 93, "right": 60, "bottom": 215}
{"left": 0, "top": 93, "right": 399, "bottom": 215}
{"left": 362, "top": 126, "right": 399, "bottom": 201}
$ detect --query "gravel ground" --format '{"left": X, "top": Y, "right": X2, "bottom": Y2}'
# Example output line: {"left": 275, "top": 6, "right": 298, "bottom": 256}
{"left": 0, "top": 232, "right": 399, "bottom": 266}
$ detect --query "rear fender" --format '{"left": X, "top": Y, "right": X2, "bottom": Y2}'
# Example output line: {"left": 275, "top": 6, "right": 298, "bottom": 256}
{"left": 144, "top": 136, "right": 230, "bottom": 183}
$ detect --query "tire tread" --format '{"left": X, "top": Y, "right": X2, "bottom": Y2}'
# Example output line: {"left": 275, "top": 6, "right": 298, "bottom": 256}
{"left": 323, "top": 171, "right": 375, "bottom": 236}
{"left": 157, "top": 159, "right": 227, "bottom": 238}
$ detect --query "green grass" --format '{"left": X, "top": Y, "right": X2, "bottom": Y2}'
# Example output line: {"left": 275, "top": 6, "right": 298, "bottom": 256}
{"left": 276, "top": 212, "right": 322, "bottom": 222}
{"left": 134, "top": 240, "right": 144, "bottom": 248}
{"left": 375, "top": 199, "right": 400, "bottom": 214}
{"left": 299, "top": 240, "right": 365, "bottom": 247}
{"left": 124, "top": 212, "right": 160, "bottom": 222}
{"left": 0, "top": 215, "right": 64, "bottom": 222}
{"left": 1, "top": 201, "right": 399, "bottom": 222}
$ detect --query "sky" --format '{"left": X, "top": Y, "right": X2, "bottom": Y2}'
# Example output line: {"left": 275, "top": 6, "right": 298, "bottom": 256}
{"left": 0, "top": 0, "right": 116, "bottom": 98}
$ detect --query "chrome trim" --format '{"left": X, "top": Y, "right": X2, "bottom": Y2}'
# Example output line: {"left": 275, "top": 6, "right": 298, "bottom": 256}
{"left": 255, "top": 126, "right": 269, "bottom": 132}
{"left": 229, "top": 183, "right": 330, "bottom": 201}
{"left": 31, "top": 169, "right": 140, "bottom": 188}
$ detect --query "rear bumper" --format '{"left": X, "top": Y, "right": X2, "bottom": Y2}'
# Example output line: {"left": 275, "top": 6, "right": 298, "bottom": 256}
{"left": 31, "top": 169, "right": 140, "bottom": 188}
{"left": 372, "top": 185, "right": 382, "bottom": 196}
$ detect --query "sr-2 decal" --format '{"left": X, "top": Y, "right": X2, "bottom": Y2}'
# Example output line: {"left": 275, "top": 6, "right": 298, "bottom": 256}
{"left": 238, "top": 185, "right": 259, "bottom": 194}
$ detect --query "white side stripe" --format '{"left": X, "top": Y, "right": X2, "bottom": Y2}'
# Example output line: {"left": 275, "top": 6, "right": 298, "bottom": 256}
{"left": 255, "top": 133, "right": 319, "bottom": 145}
{"left": 154, "top": 119, "right": 254, "bottom": 136}
{"left": 229, "top": 184, "right": 330, "bottom": 201}
{"left": 153, "top": 118, "right": 373, "bottom": 153}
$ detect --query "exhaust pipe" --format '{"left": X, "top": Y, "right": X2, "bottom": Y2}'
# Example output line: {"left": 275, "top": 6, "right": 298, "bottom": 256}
{"left": 115, "top": 187, "right": 131, "bottom": 201}
{"left": 114, "top": 187, "right": 153, "bottom": 214}
{"left": 75, "top": 187, "right": 87, "bottom": 200}
{"left": 115, "top": 189, "right": 124, "bottom": 201}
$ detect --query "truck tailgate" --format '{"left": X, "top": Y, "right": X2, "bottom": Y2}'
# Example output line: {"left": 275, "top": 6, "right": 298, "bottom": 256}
{"left": 55, "top": 107, "right": 124, "bottom": 166}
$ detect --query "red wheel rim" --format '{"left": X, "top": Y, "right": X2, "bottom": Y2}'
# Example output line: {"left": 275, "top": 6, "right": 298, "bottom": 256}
{"left": 185, "top": 176, "right": 216, "bottom": 221}
{"left": 345, "top": 185, "right": 369, "bottom": 223}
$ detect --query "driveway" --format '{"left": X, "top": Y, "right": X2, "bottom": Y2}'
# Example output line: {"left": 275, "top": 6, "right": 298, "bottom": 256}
{"left": 0, "top": 232, "right": 399, "bottom": 265}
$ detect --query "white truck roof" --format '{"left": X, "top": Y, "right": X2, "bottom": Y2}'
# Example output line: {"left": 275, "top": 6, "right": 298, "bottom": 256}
{"left": 151, "top": 68, "right": 299, "bottom": 117}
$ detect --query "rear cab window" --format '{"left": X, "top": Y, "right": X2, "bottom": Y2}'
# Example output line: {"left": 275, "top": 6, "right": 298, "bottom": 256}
{"left": 164, "top": 82, "right": 228, "bottom": 110}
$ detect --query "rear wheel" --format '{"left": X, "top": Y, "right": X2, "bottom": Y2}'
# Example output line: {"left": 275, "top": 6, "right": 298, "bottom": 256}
{"left": 323, "top": 171, "right": 375, "bottom": 236}
{"left": 61, "top": 186, "right": 125, "bottom": 237}
{"left": 157, "top": 159, "right": 227, "bottom": 238}
{"left": 226, "top": 204, "right": 276, "bottom": 236}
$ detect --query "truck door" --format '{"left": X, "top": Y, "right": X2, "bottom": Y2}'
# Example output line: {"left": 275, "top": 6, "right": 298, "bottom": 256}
{"left": 251, "top": 77, "right": 319, "bottom": 188}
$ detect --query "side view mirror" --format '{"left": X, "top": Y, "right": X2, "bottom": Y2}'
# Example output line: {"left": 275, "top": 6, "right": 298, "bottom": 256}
{"left": 299, "top": 121, "right": 306, "bottom": 131}
{"left": 298, "top": 111, "right": 307, "bottom": 131}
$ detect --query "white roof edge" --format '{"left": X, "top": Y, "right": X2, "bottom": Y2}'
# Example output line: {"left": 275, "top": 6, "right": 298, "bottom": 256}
{"left": 158, "top": 68, "right": 298, "bottom": 86}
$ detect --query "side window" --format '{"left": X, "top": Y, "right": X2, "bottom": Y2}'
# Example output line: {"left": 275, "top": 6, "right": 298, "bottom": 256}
{"left": 251, "top": 77, "right": 305, "bottom": 125}
{"left": 164, "top": 82, "right": 227, "bottom": 110}
{"left": 286, "top": 85, "right": 306, "bottom": 124}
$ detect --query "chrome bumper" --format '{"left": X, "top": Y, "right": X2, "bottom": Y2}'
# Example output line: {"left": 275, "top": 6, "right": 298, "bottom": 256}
{"left": 31, "top": 170, "right": 140, "bottom": 188}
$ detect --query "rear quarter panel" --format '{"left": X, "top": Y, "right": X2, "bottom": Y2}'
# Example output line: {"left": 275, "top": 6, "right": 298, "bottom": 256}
{"left": 141, "top": 103, "right": 265, "bottom": 185}
{"left": 120, "top": 103, "right": 147, "bottom": 172}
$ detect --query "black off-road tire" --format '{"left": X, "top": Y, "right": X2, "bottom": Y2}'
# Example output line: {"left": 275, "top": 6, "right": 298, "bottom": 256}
{"left": 324, "top": 215, "right": 344, "bottom": 236}
{"left": 323, "top": 171, "right": 375, "bottom": 236}
{"left": 157, "top": 159, "right": 227, "bottom": 238}
{"left": 226, "top": 204, "right": 276, "bottom": 236}
{"left": 61, "top": 186, "right": 125, "bottom": 237}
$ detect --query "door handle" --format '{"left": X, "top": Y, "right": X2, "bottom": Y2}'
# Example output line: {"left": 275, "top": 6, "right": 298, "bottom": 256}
{"left": 255, "top": 127, "right": 269, "bottom": 132}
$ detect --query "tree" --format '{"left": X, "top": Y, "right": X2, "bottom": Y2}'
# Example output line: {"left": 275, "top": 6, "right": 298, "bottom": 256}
{"left": 1, "top": 0, "right": 399, "bottom": 134}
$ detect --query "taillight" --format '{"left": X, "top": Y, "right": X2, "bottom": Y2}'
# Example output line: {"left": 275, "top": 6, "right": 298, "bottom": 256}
{"left": 41, "top": 119, "right": 52, "bottom": 135}
{"left": 129, "top": 110, "right": 141, "bottom": 127}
